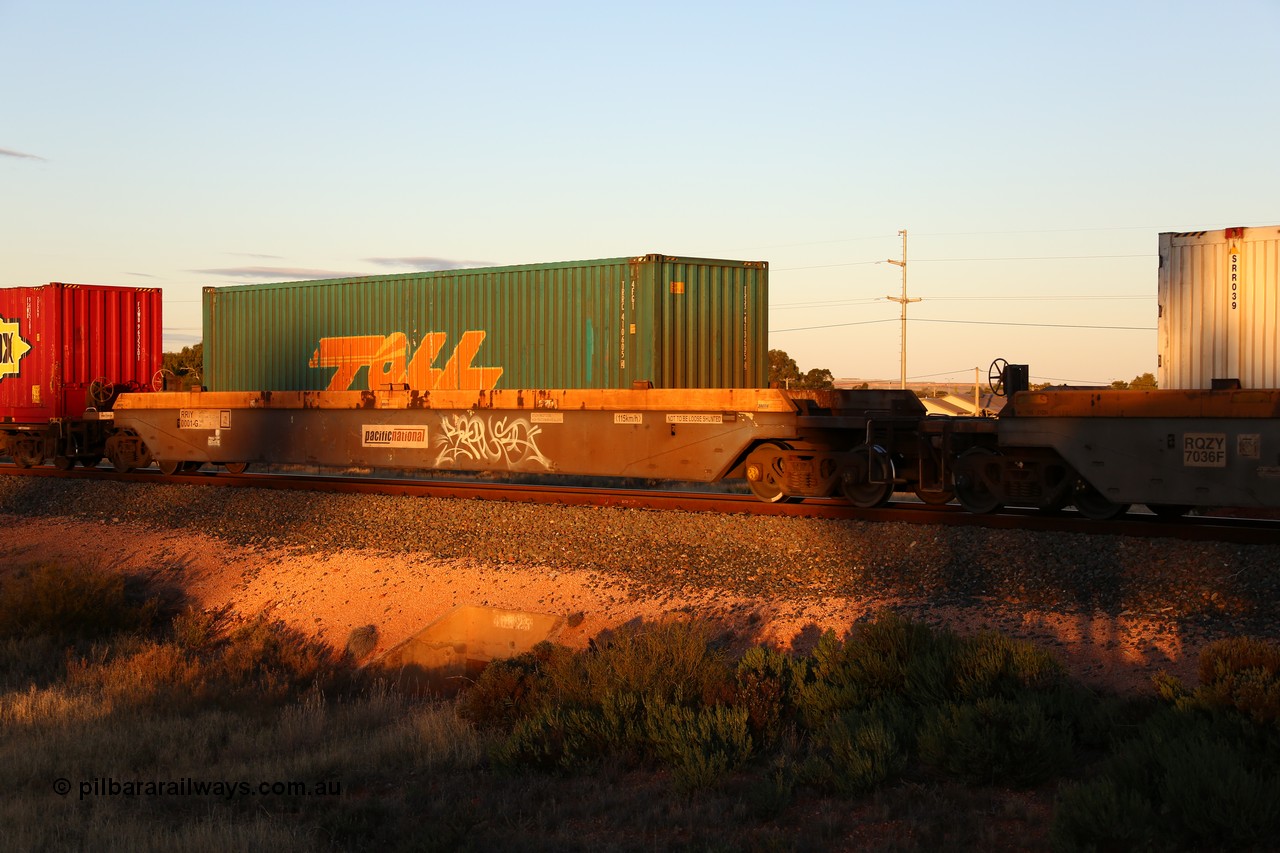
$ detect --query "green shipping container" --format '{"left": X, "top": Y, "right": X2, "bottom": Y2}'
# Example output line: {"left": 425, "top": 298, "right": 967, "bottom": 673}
{"left": 203, "top": 254, "right": 768, "bottom": 391}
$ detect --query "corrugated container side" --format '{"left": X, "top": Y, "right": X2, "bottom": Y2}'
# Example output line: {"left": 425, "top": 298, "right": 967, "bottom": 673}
{"left": 654, "top": 256, "right": 768, "bottom": 388}
{"left": 203, "top": 255, "right": 768, "bottom": 392}
{"left": 0, "top": 283, "right": 163, "bottom": 422}
{"left": 0, "top": 287, "right": 42, "bottom": 420}
{"left": 1158, "top": 226, "right": 1280, "bottom": 390}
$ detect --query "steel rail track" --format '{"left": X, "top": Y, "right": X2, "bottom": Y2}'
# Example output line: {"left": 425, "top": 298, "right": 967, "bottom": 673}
{"left": 3, "top": 464, "right": 1278, "bottom": 545}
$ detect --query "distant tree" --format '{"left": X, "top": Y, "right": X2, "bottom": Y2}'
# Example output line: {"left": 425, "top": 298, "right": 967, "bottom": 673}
{"left": 768, "top": 349, "right": 800, "bottom": 388}
{"left": 800, "top": 367, "right": 835, "bottom": 390}
{"left": 1110, "top": 372, "right": 1158, "bottom": 391}
{"left": 1130, "top": 372, "right": 1158, "bottom": 390}
{"left": 160, "top": 343, "right": 204, "bottom": 389}
{"left": 768, "top": 349, "right": 834, "bottom": 390}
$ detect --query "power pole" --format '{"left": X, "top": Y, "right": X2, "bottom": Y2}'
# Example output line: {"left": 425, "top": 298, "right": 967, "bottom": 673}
{"left": 885, "top": 229, "right": 919, "bottom": 389}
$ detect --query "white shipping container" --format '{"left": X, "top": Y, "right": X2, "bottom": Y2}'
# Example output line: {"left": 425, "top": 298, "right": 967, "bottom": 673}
{"left": 1157, "top": 226, "right": 1280, "bottom": 390}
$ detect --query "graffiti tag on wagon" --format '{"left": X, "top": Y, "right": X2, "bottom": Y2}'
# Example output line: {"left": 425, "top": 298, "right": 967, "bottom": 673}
{"left": 434, "top": 413, "right": 552, "bottom": 470}
{"left": 0, "top": 317, "right": 32, "bottom": 380}
{"left": 310, "top": 331, "right": 503, "bottom": 392}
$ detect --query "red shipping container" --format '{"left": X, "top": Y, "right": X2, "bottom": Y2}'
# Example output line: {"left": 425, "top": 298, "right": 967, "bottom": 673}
{"left": 0, "top": 283, "right": 163, "bottom": 423}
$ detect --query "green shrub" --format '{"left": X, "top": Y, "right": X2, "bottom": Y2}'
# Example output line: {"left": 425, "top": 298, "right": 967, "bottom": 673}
{"left": 1050, "top": 777, "right": 1156, "bottom": 851}
{"left": 917, "top": 694, "right": 1074, "bottom": 787}
{"left": 1194, "top": 636, "right": 1280, "bottom": 725}
{"left": 804, "top": 707, "right": 908, "bottom": 796}
{"left": 457, "top": 643, "right": 558, "bottom": 730}
{"left": 0, "top": 562, "right": 160, "bottom": 642}
{"left": 794, "top": 614, "right": 955, "bottom": 726}
{"left": 734, "top": 645, "right": 805, "bottom": 747}
{"left": 645, "top": 701, "right": 753, "bottom": 790}
{"left": 495, "top": 706, "right": 577, "bottom": 770}
{"left": 495, "top": 690, "right": 753, "bottom": 787}
{"left": 950, "top": 630, "right": 1065, "bottom": 700}
{"left": 742, "top": 749, "right": 800, "bottom": 818}
{"left": 1157, "top": 726, "right": 1280, "bottom": 847}
{"left": 1052, "top": 706, "right": 1280, "bottom": 850}
{"left": 66, "top": 613, "right": 346, "bottom": 710}
{"left": 555, "top": 620, "right": 734, "bottom": 709}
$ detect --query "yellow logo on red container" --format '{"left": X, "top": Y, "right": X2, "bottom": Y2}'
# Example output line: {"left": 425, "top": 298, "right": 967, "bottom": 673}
{"left": 0, "top": 316, "right": 32, "bottom": 380}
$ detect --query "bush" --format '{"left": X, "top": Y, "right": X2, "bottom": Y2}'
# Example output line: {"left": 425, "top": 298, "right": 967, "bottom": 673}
{"left": 645, "top": 701, "right": 753, "bottom": 790}
{"left": 457, "top": 643, "right": 560, "bottom": 730}
{"left": 66, "top": 612, "right": 347, "bottom": 711}
{"left": 949, "top": 630, "right": 1065, "bottom": 699}
{"left": 734, "top": 645, "right": 805, "bottom": 747}
{"left": 344, "top": 624, "right": 379, "bottom": 661}
{"left": 917, "top": 694, "right": 1074, "bottom": 787}
{"left": 462, "top": 620, "right": 734, "bottom": 735}
{"left": 1195, "top": 636, "right": 1280, "bottom": 724}
{"left": 1052, "top": 706, "right": 1280, "bottom": 850}
{"left": 556, "top": 620, "right": 734, "bottom": 709}
{"left": 803, "top": 705, "right": 908, "bottom": 796}
{"left": 1050, "top": 777, "right": 1156, "bottom": 851}
{"left": 794, "top": 615, "right": 953, "bottom": 727}
{"left": 0, "top": 562, "right": 160, "bottom": 642}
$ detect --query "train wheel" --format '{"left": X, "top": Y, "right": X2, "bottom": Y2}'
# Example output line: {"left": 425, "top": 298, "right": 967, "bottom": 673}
{"left": 181, "top": 461, "right": 204, "bottom": 473}
{"left": 1072, "top": 481, "right": 1129, "bottom": 520}
{"left": 12, "top": 441, "right": 43, "bottom": 469}
{"left": 106, "top": 435, "right": 148, "bottom": 474}
{"left": 953, "top": 447, "right": 1003, "bottom": 514}
{"left": 223, "top": 462, "right": 249, "bottom": 474}
{"left": 53, "top": 456, "right": 76, "bottom": 471}
{"left": 745, "top": 442, "right": 790, "bottom": 503}
{"left": 1148, "top": 503, "right": 1192, "bottom": 520}
{"left": 841, "top": 444, "right": 894, "bottom": 508}
{"left": 79, "top": 456, "right": 103, "bottom": 468}
{"left": 157, "top": 459, "right": 182, "bottom": 476}
{"left": 107, "top": 449, "right": 133, "bottom": 474}
{"left": 914, "top": 487, "right": 954, "bottom": 506}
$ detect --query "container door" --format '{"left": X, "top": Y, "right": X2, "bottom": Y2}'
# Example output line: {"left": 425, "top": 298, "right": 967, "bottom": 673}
{"left": 0, "top": 286, "right": 57, "bottom": 421}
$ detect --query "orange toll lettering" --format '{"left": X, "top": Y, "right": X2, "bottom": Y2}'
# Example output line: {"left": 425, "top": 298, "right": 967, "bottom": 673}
{"left": 310, "top": 331, "right": 503, "bottom": 391}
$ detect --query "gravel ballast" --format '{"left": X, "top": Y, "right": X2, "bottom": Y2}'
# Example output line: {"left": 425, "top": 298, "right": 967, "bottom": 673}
{"left": 3, "top": 476, "right": 1278, "bottom": 694}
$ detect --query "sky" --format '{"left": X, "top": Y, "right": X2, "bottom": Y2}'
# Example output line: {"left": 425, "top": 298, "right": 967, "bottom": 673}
{"left": 3, "top": 0, "right": 1279, "bottom": 386}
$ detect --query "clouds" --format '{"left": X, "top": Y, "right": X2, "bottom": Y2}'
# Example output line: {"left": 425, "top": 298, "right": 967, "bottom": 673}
{"left": 0, "top": 148, "right": 46, "bottom": 161}
{"left": 192, "top": 255, "right": 491, "bottom": 283}
{"left": 192, "top": 266, "right": 365, "bottom": 281}
{"left": 365, "top": 256, "right": 490, "bottom": 271}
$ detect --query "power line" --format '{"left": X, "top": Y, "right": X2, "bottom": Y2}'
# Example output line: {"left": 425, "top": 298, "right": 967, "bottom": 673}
{"left": 912, "top": 253, "right": 1152, "bottom": 263}
{"left": 770, "top": 318, "right": 897, "bottom": 333}
{"left": 922, "top": 295, "right": 1150, "bottom": 302}
{"left": 750, "top": 221, "right": 1249, "bottom": 251}
{"left": 772, "top": 252, "right": 1152, "bottom": 272}
{"left": 770, "top": 294, "right": 1151, "bottom": 309}
{"left": 911, "top": 317, "right": 1155, "bottom": 331}
{"left": 770, "top": 317, "right": 1154, "bottom": 333}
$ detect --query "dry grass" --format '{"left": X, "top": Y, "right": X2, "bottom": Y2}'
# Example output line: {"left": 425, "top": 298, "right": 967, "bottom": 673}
{"left": 2, "top": 559, "right": 1278, "bottom": 851}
